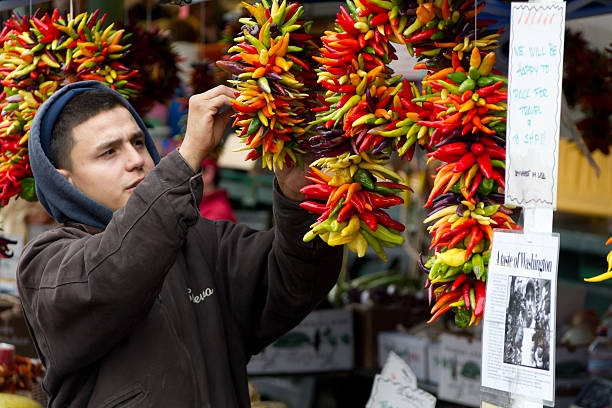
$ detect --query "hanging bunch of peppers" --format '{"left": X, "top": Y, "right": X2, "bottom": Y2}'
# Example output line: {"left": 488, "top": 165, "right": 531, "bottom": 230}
{"left": 217, "top": 0, "right": 319, "bottom": 170}
{"left": 413, "top": 46, "right": 520, "bottom": 327}
{"left": 395, "top": 0, "right": 501, "bottom": 64}
{"left": 115, "top": 21, "right": 180, "bottom": 117}
{"left": 298, "top": 0, "right": 418, "bottom": 262}
{"left": 0, "top": 9, "right": 140, "bottom": 205}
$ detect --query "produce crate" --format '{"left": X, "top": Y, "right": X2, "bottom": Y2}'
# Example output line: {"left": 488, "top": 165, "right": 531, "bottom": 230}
{"left": 247, "top": 309, "right": 353, "bottom": 374}
{"left": 557, "top": 139, "right": 612, "bottom": 217}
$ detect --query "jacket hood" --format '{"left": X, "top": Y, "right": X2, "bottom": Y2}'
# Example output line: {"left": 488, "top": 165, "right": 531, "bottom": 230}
{"left": 29, "top": 81, "right": 161, "bottom": 229}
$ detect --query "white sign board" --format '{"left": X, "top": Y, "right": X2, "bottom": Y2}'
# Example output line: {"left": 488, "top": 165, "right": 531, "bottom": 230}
{"left": 505, "top": 2, "right": 566, "bottom": 208}
{"left": 481, "top": 231, "right": 559, "bottom": 406}
{"left": 366, "top": 352, "right": 436, "bottom": 408}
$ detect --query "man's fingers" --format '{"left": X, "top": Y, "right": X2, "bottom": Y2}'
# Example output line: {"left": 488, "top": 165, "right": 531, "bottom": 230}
{"left": 192, "top": 94, "right": 233, "bottom": 115}
{"left": 197, "top": 85, "right": 235, "bottom": 100}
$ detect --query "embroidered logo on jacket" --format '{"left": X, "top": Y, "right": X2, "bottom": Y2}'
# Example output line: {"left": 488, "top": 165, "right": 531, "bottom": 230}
{"left": 187, "top": 287, "right": 214, "bottom": 304}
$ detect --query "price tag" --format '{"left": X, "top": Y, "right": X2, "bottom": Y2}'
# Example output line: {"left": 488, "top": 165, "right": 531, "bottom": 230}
{"left": 505, "top": 2, "right": 566, "bottom": 208}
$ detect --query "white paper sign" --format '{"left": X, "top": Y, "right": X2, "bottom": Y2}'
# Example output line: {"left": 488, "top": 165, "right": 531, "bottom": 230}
{"left": 366, "top": 375, "right": 436, "bottom": 408}
{"left": 505, "top": 2, "right": 566, "bottom": 208}
{"left": 380, "top": 351, "right": 418, "bottom": 390}
{"left": 481, "top": 231, "right": 559, "bottom": 405}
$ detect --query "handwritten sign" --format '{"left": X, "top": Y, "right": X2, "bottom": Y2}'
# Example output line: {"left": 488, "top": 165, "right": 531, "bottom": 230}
{"left": 366, "top": 352, "right": 436, "bottom": 408}
{"left": 505, "top": 2, "right": 566, "bottom": 208}
{"left": 366, "top": 375, "right": 436, "bottom": 408}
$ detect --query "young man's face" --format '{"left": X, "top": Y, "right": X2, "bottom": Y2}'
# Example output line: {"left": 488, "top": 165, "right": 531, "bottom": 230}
{"left": 57, "top": 106, "right": 155, "bottom": 211}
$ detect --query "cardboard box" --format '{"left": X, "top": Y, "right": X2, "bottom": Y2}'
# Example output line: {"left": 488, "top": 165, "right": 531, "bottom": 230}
{"left": 351, "top": 304, "right": 428, "bottom": 369}
{"left": 377, "top": 332, "right": 429, "bottom": 382}
{"left": 438, "top": 334, "right": 482, "bottom": 407}
{"left": 427, "top": 341, "right": 441, "bottom": 384}
{"left": 247, "top": 309, "right": 353, "bottom": 374}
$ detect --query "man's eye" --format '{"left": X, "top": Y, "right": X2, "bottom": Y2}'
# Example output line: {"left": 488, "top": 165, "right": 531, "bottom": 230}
{"left": 134, "top": 139, "right": 145, "bottom": 147}
{"left": 102, "top": 149, "right": 114, "bottom": 156}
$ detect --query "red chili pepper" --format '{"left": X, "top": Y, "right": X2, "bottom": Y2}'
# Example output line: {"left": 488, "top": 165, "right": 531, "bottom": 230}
{"left": 463, "top": 282, "right": 471, "bottom": 310}
{"left": 300, "top": 184, "right": 335, "bottom": 200}
{"left": 476, "top": 154, "right": 493, "bottom": 179}
{"left": 358, "top": 211, "right": 378, "bottom": 231}
{"left": 376, "top": 181, "right": 413, "bottom": 191}
{"left": 477, "top": 80, "right": 504, "bottom": 97}
{"left": 427, "top": 301, "right": 454, "bottom": 324}
{"left": 448, "top": 228, "right": 471, "bottom": 249}
{"left": 373, "top": 209, "right": 405, "bottom": 232}
{"left": 468, "top": 172, "right": 482, "bottom": 199}
{"left": 451, "top": 274, "right": 468, "bottom": 292}
{"left": 338, "top": 202, "right": 356, "bottom": 222}
{"left": 464, "top": 226, "right": 481, "bottom": 260}
{"left": 370, "top": 13, "right": 389, "bottom": 27}
{"left": 369, "top": 193, "right": 403, "bottom": 208}
{"left": 470, "top": 142, "right": 485, "bottom": 156}
{"left": 454, "top": 152, "right": 476, "bottom": 173}
{"left": 484, "top": 145, "right": 505, "bottom": 160}
{"left": 299, "top": 201, "right": 328, "bottom": 214}
{"left": 359, "top": 133, "right": 376, "bottom": 152}
{"left": 405, "top": 28, "right": 438, "bottom": 43}
{"left": 351, "top": 191, "right": 366, "bottom": 212}
{"left": 437, "top": 142, "right": 468, "bottom": 157}
{"left": 474, "top": 281, "right": 486, "bottom": 316}
{"left": 492, "top": 168, "right": 505, "bottom": 189}
{"left": 431, "top": 289, "right": 462, "bottom": 313}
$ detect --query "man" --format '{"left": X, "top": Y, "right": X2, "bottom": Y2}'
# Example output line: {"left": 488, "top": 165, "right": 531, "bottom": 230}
{"left": 520, "top": 280, "right": 537, "bottom": 367}
{"left": 18, "top": 81, "right": 342, "bottom": 407}
{"left": 523, "top": 280, "right": 536, "bottom": 329}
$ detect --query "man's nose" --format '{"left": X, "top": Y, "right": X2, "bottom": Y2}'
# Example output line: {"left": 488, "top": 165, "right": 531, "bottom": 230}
{"left": 125, "top": 144, "right": 145, "bottom": 170}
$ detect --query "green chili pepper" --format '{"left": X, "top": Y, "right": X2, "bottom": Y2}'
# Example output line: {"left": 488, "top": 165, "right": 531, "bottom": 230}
{"left": 437, "top": 80, "right": 462, "bottom": 95}
{"left": 361, "top": 228, "right": 388, "bottom": 262}
{"left": 477, "top": 177, "right": 495, "bottom": 196}
{"left": 477, "top": 76, "right": 496, "bottom": 87}
{"left": 458, "top": 78, "right": 476, "bottom": 94}
{"left": 462, "top": 259, "right": 473, "bottom": 274}
{"left": 354, "top": 168, "right": 375, "bottom": 190}
{"left": 447, "top": 72, "right": 468, "bottom": 84}
{"left": 483, "top": 204, "right": 500, "bottom": 217}
{"left": 19, "top": 177, "right": 37, "bottom": 202}
{"left": 246, "top": 116, "right": 261, "bottom": 135}
{"left": 373, "top": 185, "right": 400, "bottom": 195}
{"left": 472, "top": 254, "right": 484, "bottom": 279}
{"left": 468, "top": 66, "right": 480, "bottom": 80}
{"left": 491, "top": 159, "right": 505, "bottom": 169}
{"left": 431, "top": 31, "right": 445, "bottom": 40}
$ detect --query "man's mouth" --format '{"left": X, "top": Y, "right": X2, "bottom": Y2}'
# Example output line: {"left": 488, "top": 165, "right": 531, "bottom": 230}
{"left": 126, "top": 177, "right": 144, "bottom": 190}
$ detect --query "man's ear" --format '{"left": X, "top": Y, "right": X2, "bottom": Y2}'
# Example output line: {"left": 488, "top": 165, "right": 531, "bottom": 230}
{"left": 57, "top": 168, "right": 72, "bottom": 185}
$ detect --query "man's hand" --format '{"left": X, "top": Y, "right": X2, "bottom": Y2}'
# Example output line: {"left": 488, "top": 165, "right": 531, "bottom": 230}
{"left": 179, "top": 85, "right": 235, "bottom": 171}
{"left": 275, "top": 154, "right": 315, "bottom": 202}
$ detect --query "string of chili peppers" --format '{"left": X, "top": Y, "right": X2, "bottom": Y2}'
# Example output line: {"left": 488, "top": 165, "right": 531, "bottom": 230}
{"left": 412, "top": 46, "right": 522, "bottom": 327}
{"left": 217, "top": 0, "right": 319, "bottom": 171}
{"left": 298, "top": 0, "right": 416, "bottom": 262}
{"left": 0, "top": 9, "right": 140, "bottom": 205}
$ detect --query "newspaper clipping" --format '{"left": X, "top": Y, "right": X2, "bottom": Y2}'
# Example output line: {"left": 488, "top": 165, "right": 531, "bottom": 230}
{"left": 481, "top": 231, "right": 559, "bottom": 404}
